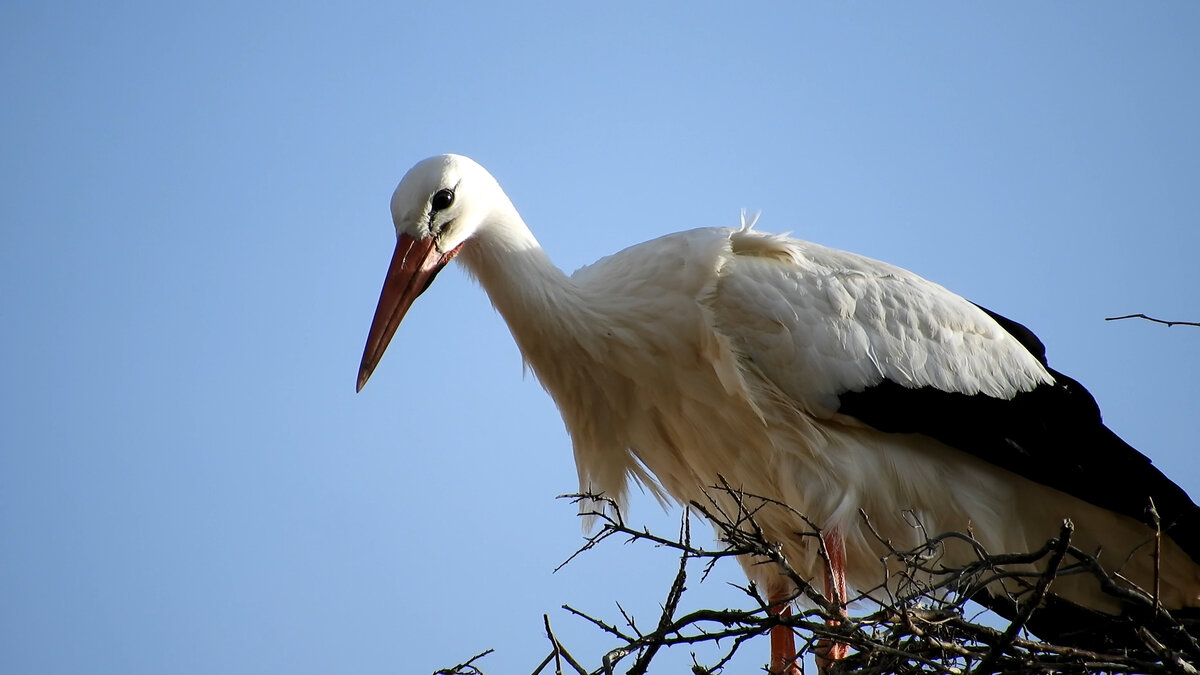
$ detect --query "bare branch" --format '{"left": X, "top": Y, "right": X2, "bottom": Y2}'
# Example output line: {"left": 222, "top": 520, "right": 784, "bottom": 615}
{"left": 1105, "top": 314, "right": 1200, "bottom": 328}
{"left": 432, "top": 649, "right": 494, "bottom": 675}
{"left": 626, "top": 512, "right": 691, "bottom": 675}
{"left": 437, "top": 487, "right": 1199, "bottom": 674}
{"left": 971, "top": 520, "right": 1074, "bottom": 674}
{"left": 532, "top": 614, "right": 587, "bottom": 675}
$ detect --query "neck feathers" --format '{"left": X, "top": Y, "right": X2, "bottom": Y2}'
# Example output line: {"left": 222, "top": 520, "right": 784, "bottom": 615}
{"left": 457, "top": 212, "right": 590, "bottom": 372}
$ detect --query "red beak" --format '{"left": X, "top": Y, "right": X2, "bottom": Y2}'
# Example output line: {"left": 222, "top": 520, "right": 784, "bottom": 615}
{"left": 356, "top": 233, "right": 462, "bottom": 392}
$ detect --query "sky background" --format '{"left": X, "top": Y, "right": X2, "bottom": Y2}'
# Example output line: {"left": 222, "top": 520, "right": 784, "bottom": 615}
{"left": 3, "top": 3, "right": 1199, "bottom": 674}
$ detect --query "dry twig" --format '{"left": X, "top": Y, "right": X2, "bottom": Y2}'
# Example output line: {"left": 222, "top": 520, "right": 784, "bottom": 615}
{"left": 431, "top": 487, "right": 1198, "bottom": 675}
{"left": 433, "top": 648, "right": 494, "bottom": 675}
{"left": 1105, "top": 314, "right": 1200, "bottom": 328}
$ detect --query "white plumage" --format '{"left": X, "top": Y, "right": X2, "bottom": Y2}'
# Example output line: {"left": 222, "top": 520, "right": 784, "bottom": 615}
{"left": 357, "top": 154, "right": 1200, "bottom": 670}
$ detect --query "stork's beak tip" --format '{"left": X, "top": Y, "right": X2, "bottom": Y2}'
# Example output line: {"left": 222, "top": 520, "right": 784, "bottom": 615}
{"left": 356, "top": 233, "right": 456, "bottom": 396}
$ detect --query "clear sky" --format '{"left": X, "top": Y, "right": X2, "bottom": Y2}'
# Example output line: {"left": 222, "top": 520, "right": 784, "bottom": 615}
{"left": 3, "top": 3, "right": 1199, "bottom": 674}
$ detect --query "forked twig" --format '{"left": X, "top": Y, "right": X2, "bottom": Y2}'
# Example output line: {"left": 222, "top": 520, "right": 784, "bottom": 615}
{"left": 434, "top": 486, "right": 1199, "bottom": 674}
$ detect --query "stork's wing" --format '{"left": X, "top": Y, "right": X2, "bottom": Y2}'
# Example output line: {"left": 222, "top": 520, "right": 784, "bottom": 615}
{"left": 706, "top": 228, "right": 1200, "bottom": 559}
{"left": 708, "top": 229, "right": 1054, "bottom": 410}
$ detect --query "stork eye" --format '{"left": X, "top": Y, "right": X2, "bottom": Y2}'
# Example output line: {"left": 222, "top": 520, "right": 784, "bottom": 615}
{"left": 431, "top": 188, "right": 455, "bottom": 211}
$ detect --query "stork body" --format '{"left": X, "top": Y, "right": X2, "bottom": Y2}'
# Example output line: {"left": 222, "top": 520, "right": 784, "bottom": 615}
{"left": 358, "top": 155, "right": 1200, "bottom": 670}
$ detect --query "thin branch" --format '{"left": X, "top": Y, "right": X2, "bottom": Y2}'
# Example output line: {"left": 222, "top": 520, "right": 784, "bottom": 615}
{"left": 449, "top": 487, "right": 1200, "bottom": 674}
{"left": 1105, "top": 314, "right": 1200, "bottom": 328}
{"left": 971, "top": 520, "right": 1074, "bottom": 675}
{"left": 535, "top": 614, "right": 587, "bottom": 675}
{"left": 433, "top": 649, "right": 494, "bottom": 675}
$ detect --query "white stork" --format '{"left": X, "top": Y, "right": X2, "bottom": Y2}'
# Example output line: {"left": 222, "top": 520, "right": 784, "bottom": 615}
{"left": 356, "top": 154, "right": 1200, "bottom": 673}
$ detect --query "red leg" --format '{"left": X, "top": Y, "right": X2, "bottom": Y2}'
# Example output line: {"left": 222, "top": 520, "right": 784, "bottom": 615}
{"left": 815, "top": 528, "right": 850, "bottom": 670}
{"left": 767, "top": 590, "right": 802, "bottom": 675}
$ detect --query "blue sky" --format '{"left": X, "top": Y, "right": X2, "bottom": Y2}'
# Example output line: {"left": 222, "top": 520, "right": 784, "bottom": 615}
{"left": 3, "top": 3, "right": 1198, "bottom": 673}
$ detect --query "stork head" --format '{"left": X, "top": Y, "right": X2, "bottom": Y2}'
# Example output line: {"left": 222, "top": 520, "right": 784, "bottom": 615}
{"left": 356, "top": 154, "right": 503, "bottom": 392}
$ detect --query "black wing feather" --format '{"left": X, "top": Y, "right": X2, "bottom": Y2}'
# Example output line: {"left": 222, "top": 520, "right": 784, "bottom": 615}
{"left": 836, "top": 306, "right": 1200, "bottom": 563}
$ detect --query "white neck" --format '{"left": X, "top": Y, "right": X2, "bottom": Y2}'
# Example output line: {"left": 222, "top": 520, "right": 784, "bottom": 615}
{"left": 455, "top": 203, "right": 655, "bottom": 517}
{"left": 455, "top": 208, "right": 591, "bottom": 372}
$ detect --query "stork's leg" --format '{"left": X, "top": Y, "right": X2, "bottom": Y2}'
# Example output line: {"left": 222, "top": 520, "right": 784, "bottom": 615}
{"left": 767, "top": 592, "right": 801, "bottom": 675}
{"left": 815, "top": 528, "right": 850, "bottom": 670}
